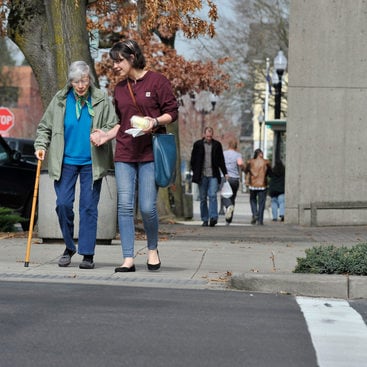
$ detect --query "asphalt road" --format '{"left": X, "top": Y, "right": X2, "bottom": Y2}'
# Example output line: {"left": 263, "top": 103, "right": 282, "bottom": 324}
{"left": 0, "top": 281, "right": 318, "bottom": 367}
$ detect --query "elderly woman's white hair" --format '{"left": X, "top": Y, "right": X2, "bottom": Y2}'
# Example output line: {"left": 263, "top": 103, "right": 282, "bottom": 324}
{"left": 67, "top": 61, "right": 95, "bottom": 86}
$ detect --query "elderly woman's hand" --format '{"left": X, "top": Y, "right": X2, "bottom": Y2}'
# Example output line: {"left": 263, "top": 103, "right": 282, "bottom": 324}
{"left": 35, "top": 149, "right": 45, "bottom": 161}
{"left": 91, "top": 129, "right": 107, "bottom": 146}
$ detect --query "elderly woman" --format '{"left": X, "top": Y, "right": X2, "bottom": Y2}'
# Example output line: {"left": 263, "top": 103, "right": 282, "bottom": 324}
{"left": 34, "top": 61, "right": 118, "bottom": 269}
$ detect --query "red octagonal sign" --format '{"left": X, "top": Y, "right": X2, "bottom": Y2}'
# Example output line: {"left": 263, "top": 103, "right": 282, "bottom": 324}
{"left": 0, "top": 107, "right": 15, "bottom": 133}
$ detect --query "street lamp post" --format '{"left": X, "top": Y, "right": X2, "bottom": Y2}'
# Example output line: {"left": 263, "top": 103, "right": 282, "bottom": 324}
{"left": 190, "top": 92, "right": 217, "bottom": 134}
{"left": 263, "top": 57, "right": 270, "bottom": 158}
{"left": 273, "top": 50, "right": 288, "bottom": 119}
{"left": 272, "top": 50, "right": 287, "bottom": 161}
{"left": 258, "top": 113, "right": 264, "bottom": 150}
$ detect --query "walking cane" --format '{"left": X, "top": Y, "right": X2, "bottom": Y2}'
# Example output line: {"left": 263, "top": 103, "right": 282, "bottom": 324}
{"left": 24, "top": 158, "right": 42, "bottom": 267}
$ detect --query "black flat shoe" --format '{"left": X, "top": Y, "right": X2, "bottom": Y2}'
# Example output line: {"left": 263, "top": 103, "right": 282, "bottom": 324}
{"left": 147, "top": 251, "right": 161, "bottom": 271}
{"left": 147, "top": 262, "right": 161, "bottom": 271}
{"left": 115, "top": 265, "right": 136, "bottom": 273}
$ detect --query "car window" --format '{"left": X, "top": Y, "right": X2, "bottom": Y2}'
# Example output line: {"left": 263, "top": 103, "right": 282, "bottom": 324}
{"left": 22, "top": 143, "right": 35, "bottom": 156}
{"left": 6, "top": 140, "right": 17, "bottom": 150}
{"left": 0, "top": 143, "right": 9, "bottom": 162}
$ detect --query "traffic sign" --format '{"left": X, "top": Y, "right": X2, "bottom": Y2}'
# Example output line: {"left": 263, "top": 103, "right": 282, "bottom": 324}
{"left": 0, "top": 107, "right": 15, "bottom": 133}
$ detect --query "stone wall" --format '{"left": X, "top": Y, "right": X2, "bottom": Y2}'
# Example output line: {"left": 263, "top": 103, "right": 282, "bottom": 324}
{"left": 286, "top": 0, "right": 367, "bottom": 225}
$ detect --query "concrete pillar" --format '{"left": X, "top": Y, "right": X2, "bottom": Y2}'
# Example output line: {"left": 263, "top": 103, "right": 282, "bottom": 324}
{"left": 38, "top": 171, "right": 117, "bottom": 244}
{"left": 286, "top": 0, "right": 367, "bottom": 225}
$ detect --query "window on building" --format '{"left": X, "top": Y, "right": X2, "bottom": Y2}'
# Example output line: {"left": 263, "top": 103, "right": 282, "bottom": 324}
{"left": 0, "top": 86, "right": 19, "bottom": 107}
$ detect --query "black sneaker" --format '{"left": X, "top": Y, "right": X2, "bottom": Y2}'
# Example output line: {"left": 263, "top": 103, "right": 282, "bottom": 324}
{"left": 58, "top": 248, "right": 76, "bottom": 267}
{"left": 79, "top": 255, "right": 95, "bottom": 269}
{"left": 202, "top": 221, "right": 208, "bottom": 227}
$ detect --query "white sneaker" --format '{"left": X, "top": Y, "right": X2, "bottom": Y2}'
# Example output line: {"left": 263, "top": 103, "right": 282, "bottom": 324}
{"left": 225, "top": 205, "right": 234, "bottom": 220}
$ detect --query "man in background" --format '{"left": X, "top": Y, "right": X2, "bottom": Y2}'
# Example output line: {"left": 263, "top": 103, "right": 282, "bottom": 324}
{"left": 190, "top": 127, "right": 228, "bottom": 227}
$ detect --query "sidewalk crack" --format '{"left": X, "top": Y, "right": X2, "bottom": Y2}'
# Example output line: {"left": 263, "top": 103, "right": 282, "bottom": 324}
{"left": 191, "top": 249, "right": 207, "bottom": 279}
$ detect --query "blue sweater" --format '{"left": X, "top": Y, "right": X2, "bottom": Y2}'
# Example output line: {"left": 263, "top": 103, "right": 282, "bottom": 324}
{"left": 63, "top": 90, "right": 92, "bottom": 165}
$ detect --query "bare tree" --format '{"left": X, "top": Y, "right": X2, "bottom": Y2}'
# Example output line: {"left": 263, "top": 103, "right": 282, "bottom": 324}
{"left": 193, "top": 0, "right": 289, "bottom": 158}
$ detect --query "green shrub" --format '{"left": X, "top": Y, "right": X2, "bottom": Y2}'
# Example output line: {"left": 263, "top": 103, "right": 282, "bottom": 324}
{"left": 0, "top": 207, "right": 25, "bottom": 232}
{"left": 294, "top": 244, "right": 367, "bottom": 275}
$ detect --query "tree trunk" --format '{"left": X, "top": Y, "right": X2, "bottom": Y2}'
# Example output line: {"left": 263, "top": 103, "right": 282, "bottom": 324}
{"left": 7, "top": 0, "right": 95, "bottom": 109}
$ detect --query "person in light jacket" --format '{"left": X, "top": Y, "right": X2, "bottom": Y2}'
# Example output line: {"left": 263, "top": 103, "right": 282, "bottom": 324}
{"left": 244, "top": 148, "right": 271, "bottom": 225}
{"left": 222, "top": 139, "right": 244, "bottom": 225}
{"left": 34, "top": 61, "right": 118, "bottom": 269}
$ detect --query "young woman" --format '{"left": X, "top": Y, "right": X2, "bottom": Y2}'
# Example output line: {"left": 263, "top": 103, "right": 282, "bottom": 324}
{"left": 91, "top": 40, "right": 178, "bottom": 272}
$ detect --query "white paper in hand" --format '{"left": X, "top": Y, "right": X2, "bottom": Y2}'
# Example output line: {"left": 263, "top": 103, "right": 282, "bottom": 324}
{"left": 125, "top": 128, "right": 146, "bottom": 137}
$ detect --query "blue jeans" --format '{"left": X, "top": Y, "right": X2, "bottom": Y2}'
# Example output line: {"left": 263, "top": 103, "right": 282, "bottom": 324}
{"left": 115, "top": 162, "right": 158, "bottom": 258}
{"left": 54, "top": 164, "right": 102, "bottom": 255}
{"left": 271, "top": 194, "right": 285, "bottom": 219}
{"left": 249, "top": 189, "right": 267, "bottom": 224}
{"left": 199, "top": 176, "right": 219, "bottom": 222}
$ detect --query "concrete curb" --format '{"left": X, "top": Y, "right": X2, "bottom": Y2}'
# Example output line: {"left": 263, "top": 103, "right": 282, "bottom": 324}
{"left": 230, "top": 273, "right": 367, "bottom": 299}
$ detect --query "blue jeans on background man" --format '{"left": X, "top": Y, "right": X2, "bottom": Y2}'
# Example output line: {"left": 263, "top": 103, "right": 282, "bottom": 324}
{"left": 271, "top": 193, "right": 285, "bottom": 220}
{"left": 249, "top": 188, "right": 267, "bottom": 225}
{"left": 115, "top": 161, "right": 159, "bottom": 259}
{"left": 199, "top": 176, "right": 219, "bottom": 223}
{"left": 54, "top": 164, "right": 102, "bottom": 255}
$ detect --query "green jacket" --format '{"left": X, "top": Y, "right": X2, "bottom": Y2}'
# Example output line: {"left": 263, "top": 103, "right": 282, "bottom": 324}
{"left": 34, "top": 84, "right": 119, "bottom": 181}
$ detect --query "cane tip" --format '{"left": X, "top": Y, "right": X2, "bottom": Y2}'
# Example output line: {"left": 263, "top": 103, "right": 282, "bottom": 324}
{"left": 24, "top": 262, "right": 29, "bottom": 267}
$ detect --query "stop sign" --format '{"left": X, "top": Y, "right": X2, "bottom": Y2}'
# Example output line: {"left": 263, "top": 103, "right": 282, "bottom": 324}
{"left": 0, "top": 107, "right": 15, "bottom": 133}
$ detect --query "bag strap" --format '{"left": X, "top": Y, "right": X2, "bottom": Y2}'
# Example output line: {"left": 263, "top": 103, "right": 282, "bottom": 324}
{"left": 127, "top": 80, "right": 144, "bottom": 115}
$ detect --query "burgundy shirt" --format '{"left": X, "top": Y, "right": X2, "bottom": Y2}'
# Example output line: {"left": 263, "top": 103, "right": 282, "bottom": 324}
{"left": 113, "top": 70, "right": 179, "bottom": 162}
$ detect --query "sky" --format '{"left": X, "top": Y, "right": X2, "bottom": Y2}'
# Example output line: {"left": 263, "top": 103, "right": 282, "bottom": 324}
{"left": 175, "top": 1, "right": 236, "bottom": 60}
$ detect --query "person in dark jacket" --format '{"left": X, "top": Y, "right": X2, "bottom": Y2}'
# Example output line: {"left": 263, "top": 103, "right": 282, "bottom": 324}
{"left": 190, "top": 127, "right": 228, "bottom": 227}
{"left": 268, "top": 159, "right": 285, "bottom": 221}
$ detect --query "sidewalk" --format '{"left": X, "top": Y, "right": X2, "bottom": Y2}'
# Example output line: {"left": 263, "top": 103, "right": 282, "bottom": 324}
{"left": 0, "top": 192, "right": 367, "bottom": 299}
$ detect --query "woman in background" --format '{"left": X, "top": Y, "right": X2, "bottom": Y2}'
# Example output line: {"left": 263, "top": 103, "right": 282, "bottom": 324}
{"left": 269, "top": 159, "right": 285, "bottom": 221}
{"left": 222, "top": 139, "right": 244, "bottom": 225}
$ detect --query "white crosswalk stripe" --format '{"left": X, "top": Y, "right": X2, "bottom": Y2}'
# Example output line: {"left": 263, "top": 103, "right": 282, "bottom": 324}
{"left": 297, "top": 297, "right": 367, "bottom": 367}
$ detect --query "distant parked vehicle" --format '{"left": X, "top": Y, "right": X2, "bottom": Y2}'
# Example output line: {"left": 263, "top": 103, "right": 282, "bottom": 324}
{"left": 0, "top": 135, "right": 37, "bottom": 230}
{"left": 3, "top": 137, "right": 37, "bottom": 164}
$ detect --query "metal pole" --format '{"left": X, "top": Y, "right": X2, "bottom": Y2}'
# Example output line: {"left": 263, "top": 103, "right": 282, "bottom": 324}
{"left": 201, "top": 110, "right": 205, "bottom": 135}
{"left": 259, "top": 122, "right": 263, "bottom": 150}
{"left": 274, "top": 69, "right": 284, "bottom": 161}
{"left": 264, "top": 58, "right": 270, "bottom": 157}
{"left": 274, "top": 70, "right": 284, "bottom": 119}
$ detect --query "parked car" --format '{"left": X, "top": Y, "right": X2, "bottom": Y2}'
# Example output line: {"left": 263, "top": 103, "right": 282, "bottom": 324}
{"left": 0, "top": 135, "right": 37, "bottom": 230}
{"left": 3, "top": 137, "right": 37, "bottom": 164}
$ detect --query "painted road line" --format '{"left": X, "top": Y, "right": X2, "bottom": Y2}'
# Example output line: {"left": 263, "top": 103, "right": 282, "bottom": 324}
{"left": 297, "top": 297, "right": 367, "bottom": 367}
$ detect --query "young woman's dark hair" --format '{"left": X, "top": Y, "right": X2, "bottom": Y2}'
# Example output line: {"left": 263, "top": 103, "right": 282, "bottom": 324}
{"left": 109, "top": 40, "right": 146, "bottom": 69}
